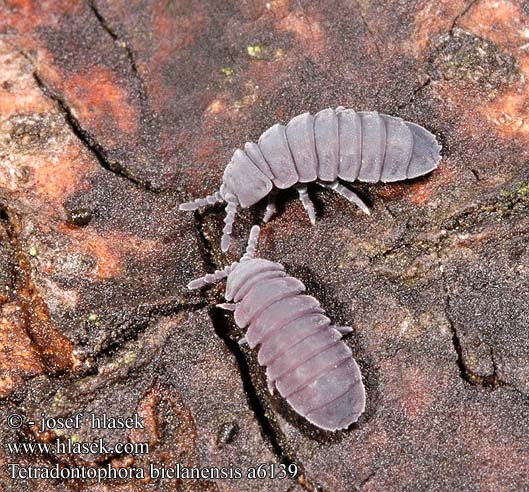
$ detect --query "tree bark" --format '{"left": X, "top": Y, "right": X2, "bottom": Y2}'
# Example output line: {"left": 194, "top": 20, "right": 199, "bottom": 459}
{"left": 0, "top": 1, "right": 528, "bottom": 490}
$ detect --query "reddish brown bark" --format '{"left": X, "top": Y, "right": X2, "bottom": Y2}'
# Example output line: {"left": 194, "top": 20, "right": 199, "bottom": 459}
{"left": 0, "top": 0, "right": 528, "bottom": 490}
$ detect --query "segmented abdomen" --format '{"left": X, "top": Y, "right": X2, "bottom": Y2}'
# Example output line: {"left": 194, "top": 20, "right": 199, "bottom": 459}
{"left": 228, "top": 259, "right": 365, "bottom": 431}
{"left": 236, "top": 108, "right": 438, "bottom": 189}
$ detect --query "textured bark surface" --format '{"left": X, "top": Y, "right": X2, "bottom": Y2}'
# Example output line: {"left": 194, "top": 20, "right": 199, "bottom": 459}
{"left": 0, "top": 0, "right": 528, "bottom": 491}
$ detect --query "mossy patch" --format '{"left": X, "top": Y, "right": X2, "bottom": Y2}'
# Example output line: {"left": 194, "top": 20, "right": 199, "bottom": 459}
{"left": 431, "top": 28, "right": 520, "bottom": 97}
{"left": 220, "top": 67, "right": 234, "bottom": 76}
{"left": 247, "top": 44, "right": 264, "bottom": 58}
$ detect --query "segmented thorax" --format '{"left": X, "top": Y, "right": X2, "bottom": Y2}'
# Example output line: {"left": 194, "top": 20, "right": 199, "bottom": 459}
{"left": 221, "top": 108, "right": 441, "bottom": 209}
{"left": 225, "top": 258, "right": 365, "bottom": 431}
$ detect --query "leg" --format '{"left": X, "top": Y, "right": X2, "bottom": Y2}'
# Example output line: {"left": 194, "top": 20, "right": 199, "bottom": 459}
{"left": 318, "top": 180, "right": 370, "bottom": 215}
{"left": 179, "top": 191, "right": 223, "bottom": 211}
{"left": 263, "top": 189, "right": 278, "bottom": 223}
{"left": 331, "top": 325, "right": 354, "bottom": 335}
{"left": 217, "top": 303, "right": 236, "bottom": 311}
{"left": 221, "top": 195, "right": 238, "bottom": 252}
{"left": 295, "top": 184, "right": 316, "bottom": 225}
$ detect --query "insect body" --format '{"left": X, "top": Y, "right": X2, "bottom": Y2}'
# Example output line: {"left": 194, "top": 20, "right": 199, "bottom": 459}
{"left": 188, "top": 226, "right": 366, "bottom": 431}
{"left": 180, "top": 107, "right": 442, "bottom": 251}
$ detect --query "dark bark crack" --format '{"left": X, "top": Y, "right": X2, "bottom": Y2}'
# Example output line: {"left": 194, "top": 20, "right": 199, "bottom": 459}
{"left": 92, "top": 298, "right": 207, "bottom": 364}
{"left": 86, "top": 0, "right": 148, "bottom": 106}
{"left": 0, "top": 203, "right": 207, "bottom": 392}
{"left": 448, "top": 0, "right": 480, "bottom": 35}
{"left": 0, "top": 205, "right": 71, "bottom": 373}
{"left": 396, "top": 76, "right": 431, "bottom": 111}
{"left": 353, "top": 0, "right": 382, "bottom": 60}
{"left": 437, "top": 250, "right": 471, "bottom": 383}
{"left": 371, "top": 184, "right": 528, "bottom": 260}
{"left": 470, "top": 168, "right": 480, "bottom": 182}
{"left": 2, "top": 40, "right": 157, "bottom": 192}
{"left": 193, "top": 212, "right": 312, "bottom": 491}
{"left": 32, "top": 72, "right": 157, "bottom": 192}
{"left": 397, "top": 0, "right": 479, "bottom": 113}
{"left": 437, "top": 250, "right": 527, "bottom": 398}
{"left": 208, "top": 308, "right": 301, "bottom": 470}
{"left": 357, "top": 470, "right": 376, "bottom": 490}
